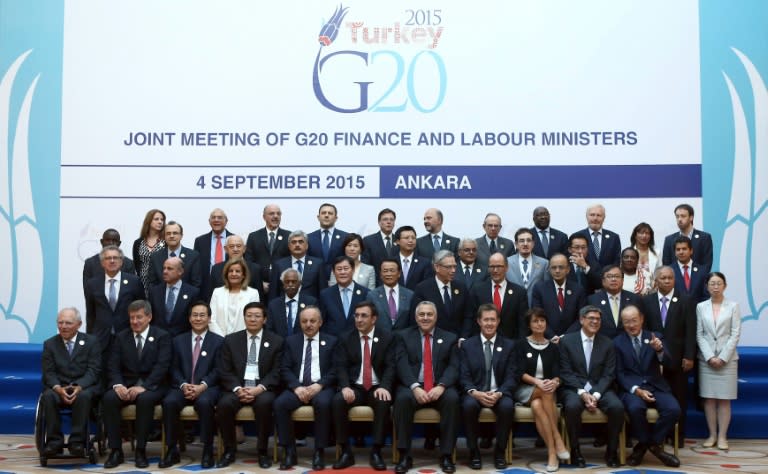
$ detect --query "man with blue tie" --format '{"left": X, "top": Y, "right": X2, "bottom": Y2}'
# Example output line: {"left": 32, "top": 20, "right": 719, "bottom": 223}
{"left": 266, "top": 268, "right": 318, "bottom": 337}
{"left": 456, "top": 238, "right": 488, "bottom": 290}
{"left": 307, "top": 203, "right": 349, "bottom": 281}
{"left": 416, "top": 208, "right": 460, "bottom": 260}
{"left": 367, "top": 259, "right": 414, "bottom": 331}
{"left": 269, "top": 230, "right": 326, "bottom": 300}
{"left": 320, "top": 256, "right": 370, "bottom": 336}
{"left": 148, "top": 221, "right": 203, "bottom": 289}
{"left": 566, "top": 234, "right": 602, "bottom": 294}
{"left": 148, "top": 257, "right": 200, "bottom": 337}
{"left": 531, "top": 207, "right": 569, "bottom": 259}
{"left": 362, "top": 208, "right": 398, "bottom": 277}
{"left": 575, "top": 204, "right": 622, "bottom": 267}
{"left": 395, "top": 225, "right": 433, "bottom": 290}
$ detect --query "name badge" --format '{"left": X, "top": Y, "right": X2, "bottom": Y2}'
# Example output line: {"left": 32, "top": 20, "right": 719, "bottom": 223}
{"left": 244, "top": 363, "right": 259, "bottom": 381}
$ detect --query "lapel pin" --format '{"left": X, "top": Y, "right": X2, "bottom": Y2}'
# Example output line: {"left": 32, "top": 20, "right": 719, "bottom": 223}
{"left": 500, "top": 244, "right": 505, "bottom": 249}
{"left": 507, "top": 289, "right": 513, "bottom": 295}
{"left": 148, "top": 336, "right": 154, "bottom": 342}
{"left": 201, "top": 351, "right": 208, "bottom": 357}
{"left": 672, "top": 297, "right": 678, "bottom": 303}
{"left": 263, "top": 342, "right": 270, "bottom": 348}
{"left": 308, "top": 260, "right": 313, "bottom": 265}
{"left": 601, "top": 300, "right": 606, "bottom": 305}
{"left": 694, "top": 234, "right": 700, "bottom": 239}
{"left": 300, "top": 303, "right": 306, "bottom": 308}
{"left": 414, "top": 258, "right": 419, "bottom": 263}
{"left": 180, "top": 253, "right": 186, "bottom": 258}
{"left": 693, "top": 267, "right": 698, "bottom": 272}
{"left": 643, "top": 339, "right": 649, "bottom": 344}
{"left": 320, "top": 340, "right": 326, "bottom": 346}
{"left": 356, "top": 289, "right": 361, "bottom": 295}
{"left": 445, "top": 239, "right": 451, "bottom": 244}
{"left": 278, "top": 235, "right": 283, "bottom": 240}
{"left": 373, "top": 337, "right": 379, "bottom": 343}
{"left": 526, "top": 352, "right": 532, "bottom": 358}
{"left": 476, "top": 268, "right": 481, "bottom": 273}
{"left": 79, "top": 340, "right": 85, "bottom": 346}
{"left": 496, "top": 346, "right": 502, "bottom": 352}
{"left": 566, "top": 289, "right": 572, "bottom": 295}
{"left": 454, "top": 289, "right": 459, "bottom": 295}
{"left": 437, "top": 338, "right": 443, "bottom": 344}
{"left": 123, "top": 279, "right": 128, "bottom": 285}
{"left": 605, "top": 235, "right": 610, "bottom": 239}
{"left": 182, "top": 294, "right": 188, "bottom": 300}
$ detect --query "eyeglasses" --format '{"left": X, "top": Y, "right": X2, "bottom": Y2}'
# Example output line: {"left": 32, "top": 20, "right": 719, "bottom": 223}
{"left": 604, "top": 274, "right": 623, "bottom": 280}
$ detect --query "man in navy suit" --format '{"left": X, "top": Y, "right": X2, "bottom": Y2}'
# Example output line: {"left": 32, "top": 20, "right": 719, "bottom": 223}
{"left": 670, "top": 236, "right": 710, "bottom": 303}
{"left": 269, "top": 230, "right": 326, "bottom": 300}
{"left": 394, "top": 225, "right": 433, "bottom": 290}
{"left": 411, "top": 250, "right": 472, "bottom": 338}
{"left": 193, "top": 208, "right": 232, "bottom": 297}
{"left": 575, "top": 204, "right": 621, "bottom": 267}
{"left": 149, "top": 221, "right": 203, "bottom": 289}
{"left": 148, "top": 257, "right": 199, "bottom": 337}
{"left": 320, "top": 256, "right": 370, "bottom": 336}
{"left": 474, "top": 213, "right": 515, "bottom": 265}
{"left": 267, "top": 268, "right": 318, "bottom": 337}
{"left": 159, "top": 301, "right": 224, "bottom": 468}
{"left": 275, "top": 306, "right": 337, "bottom": 470}
{"left": 82, "top": 228, "right": 135, "bottom": 297}
{"left": 362, "top": 208, "right": 398, "bottom": 278}
{"left": 456, "top": 238, "right": 488, "bottom": 290}
{"left": 614, "top": 306, "right": 681, "bottom": 467}
{"left": 307, "top": 203, "right": 348, "bottom": 280}
{"left": 661, "top": 204, "right": 713, "bottom": 268}
{"left": 459, "top": 304, "right": 516, "bottom": 470}
{"left": 531, "top": 254, "right": 586, "bottom": 339}
{"left": 246, "top": 203, "right": 292, "bottom": 285}
{"left": 367, "top": 259, "right": 414, "bottom": 331}
{"left": 206, "top": 235, "right": 265, "bottom": 301}
{"left": 588, "top": 265, "right": 643, "bottom": 338}
{"left": 102, "top": 300, "right": 172, "bottom": 469}
{"left": 566, "top": 233, "right": 602, "bottom": 294}
{"left": 469, "top": 253, "right": 528, "bottom": 340}
{"left": 416, "top": 208, "right": 459, "bottom": 260}
{"left": 531, "top": 206, "right": 569, "bottom": 259}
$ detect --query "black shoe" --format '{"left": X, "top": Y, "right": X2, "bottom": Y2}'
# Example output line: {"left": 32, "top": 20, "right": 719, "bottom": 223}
{"left": 494, "top": 448, "right": 507, "bottom": 469}
{"left": 535, "top": 436, "right": 546, "bottom": 448}
{"left": 424, "top": 437, "right": 436, "bottom": 450}
{"left": 394, "top": 455, "right": 413, "bottom": 474}
{"left": 478, "top": 437, "right": 492, "bottom": 449}
{"left": 468, "top": 448, "right": 482, "bottom": 470}
{"left": 217, "top": 449, "right": 236, "bottom": 468}
{"left": 649, "top": 444, "right": 680, "bottom": 467}
{"left": 259, "top": 453, "right": 273, "bottom": 469}
{"left": 158, "top": 447, "right": 180, "bottom": 468}
{"left": 103, "top": 448, "right": 124, "bottom": 468}
{"left": 370, "top": 451, "right": 386, "bottom": 471}
{"left": 312, "top": 449, "right": 326, "bottom": 470}
{"left": 593, "top": 434, "right": 607, "bottom": 447}
{"left": 570, "top": 449, "right": 586, "bottom": 468}
{"left": 626, "top": 443, "right": 647, "bottom": 466}
{"left": 134, "top": 448, "right": 149, "bottom": 468}
{"left": 201, "top": 446, "right": 215, "bottom": 468}
{"left": 333, "top": 450, "right": 355, "bottom": 469}
{"left": 68, "top": 443, "right": 85, "bottom": 458}
{"left": 605, "top": 450, "right": 620, "bottom": 468}
{"left": 280, "top": 446, "right": 297, "bottom": 470}
{"left": 42, "top": 442, "right": 63, "bottom": 457}
{"left": 440, "top": 454, "right": 456, "bottom": 473}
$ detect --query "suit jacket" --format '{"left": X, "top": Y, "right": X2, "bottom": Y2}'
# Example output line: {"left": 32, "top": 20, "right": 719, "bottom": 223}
{"left": 696, "top": 298, "right": 741, "bottom": 363}
{"left": 169, "top": 330, "right": 224, "bottom": 388}
{"left": 108, "top": 325, "right": 172, "bottom": 391}
{"left": 193, "top": 229, "right": 232, "bottom": 274}
{"left": 362, "top": 232, "right": 397, "bottom": 276}
{"left": 469, "top": 280, "right": 529, "bottom": 340}
{"left": 474, "top": 236, "right": 515, "bottom": 265}
{"left": 614, "top": 329, "right": 672, "bottom": 395}
{"left": 270, "top": 255, "right": 326, "bottom": 300}
{"left": 280, "top": 332, "right": 337, "bottom": 389}
{"left": 245, "top": 227, "right": 291, "bottom": 281}
{"left": 559, "top": 330, "right": 616, "bottom": 397}
{"left": 459, "top": 334, "right": 517, "bottom": 397}
{"left": 307, "top": 227, "right": 349, "bottom": 280}
{"left": 397, "top": 254, "right": 433, "bottom": 290}
{"left": 395, "top": 326, "right": 459, "bottom": 389}
{"left": 84, "top": 272, "right": 145, "bottom": 347}
{"left": 366, "top": 285, "right": 414, "bottom": 332}
{"left": 219, "top": 329, "right": 284, "bottom": 392}
{"left": 148, "top": 282, "right": 200, "bottom": 337}
{"left": 335, "top": 328, "right": 396, "bottom": 391}
{"left": 672, "top": 261, "right": 710, "bottom": 303}
{"left": 41, "top": 331, "right": 102, "bottom": 391}
{"left": 531, "top": 280, "right": 586, "bottom": 338}
{"left": 530, "top": 227, "right": 569, "bottom": 260}
{"left": 266, "top": 293, "right": 318, "bottom": 337}
{"left": 416, "top": 232, "right": 459, "bottom": 260}
{"left": 566, "top": 261, "right": 602, "bottom": 295}
{"left": 661, "top": 229, "right": 714, "bottom": 268}
{"left": 575, "top": 227, "right": 622, "bottom": 267}
{"left": 82, "top": 253, "right": 135, "bottom": 296}
{"left": 588, "top": 290, "right": 643, "bottom": 338}
{"left": 319, "top": 282, "right": 370, "bottom": 336}
{"left": 505, "top": 254, "right": 549, "bottom": 304}
{"left": 454, "top": 262, "right": 488, "bottom": 291}
{"left": 411, "top": 278, "right": 472, "bottom": 338}
{"left": 149, "top": 245, "right": 203, "bottom": 289}
{"left": 207, "top": 259, "right": 265, "bottom": 302}
{"left": 643, "top": 290, "right": 696, "bottom": 364}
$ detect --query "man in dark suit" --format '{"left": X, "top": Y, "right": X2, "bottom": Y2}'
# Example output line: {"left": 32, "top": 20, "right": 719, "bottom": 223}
{"left": 661, "top": 204, "right": 713, "bottom": 268}
{"left": 474, "top": 213, "right": 515, "bottom": 265}
{"left": 559, "top": 305, "right": 624, "bottom": 468}
{"left": 216, "top": 302, "right": 283, "bottom": 468}
{"left": 84, "top": 245, "right": 145, "bottom": 363}
{"left": 416, "top": 208, "right": 459, "bottom": 260}
{"left": 267, "top": 268, "right": 318, "bottom": 337}
{"left": 456, "top": 238, "right": 488, "bottom": 290}
{"left": 307, "top": 203, "right": 348, "bottom": 281}
{"left": 469, "top": 252, "right": 528, "bottom": 340}
{"left": 531, "top": 254, "right": 586, "bottom": 339}
{"left": 566, "top": 233, "right": 602, "bottom": 294}
{"left": 575, "top": 204, "right": 622, "bottom": 267}
{"left": 320, "top": 256, "right": 370, "bottom": 336}
{"left": 393, "top": 301, "right": 460, "bottom": 473}
{"left": 275, "top": 306, "right": 337, "bottom": 470}
{"left": 159, "top": 301, "right": 224, "bottom": 469}
{"left": 82, "top": 228, "right": 135, "bottom": 297}
{"left": 40, "top": 307, "right": 102, "bottom": 457}
{"left": 367, "top": 259, "right": 414, "bottom": 331}
{"left": 670, "top": 236, "right": 710, "bottom": 303}
{"left": 206, "top": 235, "right": 265, "bottom": 301}
{"left": 531, "top": 206, "right": 569, "bottom": 259}
{"left": 459, "top": 304, "right": 516, "bottom": 470}
{"left": 332, "top": 302, "right": 396, "bottom": 471}
{"left": 148, "top": 257, "right": 200, "bottom": 337}
{"left": 643, "top": 266, "right": 696, "bottom": 445}
{"left": 246, "top": 203, "right": 291, "bottom": 285}
{"left": 614, "top": 306, "right": 681, "bottom": 468}
{"left": 102, "top": 300, "right": 172, "bottom": 469}
{"left": 149, "top": 221, "right": 203, "bottom": 289}
{"left": 362, "top": 208, "right": 398, "bottom": 278}
{"left": 269, "top": 230, "right": 326, "bottom": 300}
{"left": 193, "top": 208, "right": 232, "bottom": 298}
{"left": 394, "top": 225, "right": 433, "bottom": 290}
{"left": 411, "top": 250, "right": 472, "bottom": 338}
{"left": 588, "top": 265, "right": 643, "bottom": 338}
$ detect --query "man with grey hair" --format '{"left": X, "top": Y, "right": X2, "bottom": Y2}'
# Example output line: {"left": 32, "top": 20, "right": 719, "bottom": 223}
{"left": 575, "top": 204, "right": 622, "bottom": 267}
{"left": 267, "top": 268, "right": 318, "bottom": 337}
{"left": 411, "top": 249, "right": 472, "bottom": 338}
{"left": 456, "top": 238, "right": 488, "bottom": 290}
{"left": 475, "top": 213, "right": 515, "bottom": 265}
{"left": 246, "top": 203, "right": 292, "bottom": 284}
{"left": 269, "top": 230, "right": 326, "bottom": 300}
{"left": 206, "top": 234, "right": 265, "bottom": 300}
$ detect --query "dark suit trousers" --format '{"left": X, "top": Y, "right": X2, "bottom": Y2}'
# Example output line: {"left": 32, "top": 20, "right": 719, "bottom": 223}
{"left": 41, "top": 388, "right": 95, "bottom": 445}
{"left": 663, "top": 367, "right": 689, "bottom": 436}
{"left": 216, "top": 391, "right": 275, "bottom": 452}
{"left": 332, "top": 386, "right": 392, "bottom": 447}
{"left": 562, "top": 390, "right": 624, "bottom": 453}
{"left": 162, "top": 387, "right": 220, "bottom": 448}
{"left": 393, "top": 386, "right": 459, "bottom": 456}
{"left": 274, "top": 387, "right": 334, "bottom": 449}
{"left": 621, "top": 391, "right": 680, "bottom": 445}
{"left": 102, "top": 387, "right": 167, "bottom": 449}
{"left": 461, "top": 394, "right": 514, "bottom": 450}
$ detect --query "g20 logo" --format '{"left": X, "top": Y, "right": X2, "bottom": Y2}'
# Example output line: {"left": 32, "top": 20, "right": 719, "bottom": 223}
{"left": 313, "top": 5, "right": 447, "bottom": 113}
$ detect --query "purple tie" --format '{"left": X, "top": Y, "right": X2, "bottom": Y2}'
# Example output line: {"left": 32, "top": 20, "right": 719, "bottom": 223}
{"left": 191, "top": 335, "right": 202, "bottom": 383}
{"left": 661, "top": 296, "right": 669, "bottom": 326}
{"left": 388, "top": 288, "right": 397, "bottom": 324}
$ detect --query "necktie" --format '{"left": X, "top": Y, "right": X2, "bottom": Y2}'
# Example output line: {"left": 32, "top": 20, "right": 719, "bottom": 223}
{"left": 423, "top": 333, "right": 434, "bottom": 392}
{"left": 191, "top": 335, "right": 202, "bottom": 383}
{"left": 660, "top": 296, "right": 669, "bottom": 326}
{"left": 442, "top": 285, "right": 452, "bottom": 314}
{"left": 136, "top": 334, "right": 143, "bottom": 358}
{"left": 302, "top": 338, "right": 313, "bottom": 385}
{"left": 165, "top": 286, "right": 176, "bottom": 321}
{"left": 683, "top": 265, "right": 691, "bottom": 290}
{"left": 362, "top": 335, "right": 372, "bottom": 390}
{"left": 540, "top": 230, "right": 549, "bottom": 255}
{"left": 66, "top": 340, "right": 74, "bottom": 356}
{"left": 402, "top": 258, "right": 410, "bottom": 281}
{"left": 575, "top": 265, "right": 584, "bottom": 286}
{"left": 295, "top": 259, "right": 304, "bottom": 274}
{"left": 493, "top": 284, "right": 502, "bottom": 312}
{"left": 108, "top": 279, "right": 117, "bottom": 311}
{"left": 170, "top": 250, "right": 177, "bottom": 258}
{"left": 342, "top": 288, "right": 351, "bottom": 317}
{"left": 464, "top": 265, "right": 472, "bottom": 285}
{"left": 557, "top": 287, "right": 565, "bottom": 310}
{"left": 489, "top": 240, "right": 497, "bottom": 254}
{"left": 584, "top": 338, "right": 593, "bottom": 369}
{"left": 522, "top": 259, "right": 529, "bottom": 287}
{"left": 268, "top": 231, "right": 276, "bottom": 254}
{"left": 322, "top": 230, "right": 331, "bottom": 261}
{"left": 611, "top": 296, "right": 620, "bottom": 325}
{"left": 432, "top": 234, "right": 440, "bottom": 252}
{"left": 483, "top": 340, "right": 493, "bottom": 391}
{"left": 385, "top": 236, "right": 392, "bottom": 255}
{"left": 592, "top": 232, "right": 601, "bottom": 258}
{"left": 246, "top": 335, "right": 258, "bottom": 386}
{"left": 388, "top": 289, "right": 397, "bottom": 323}
{"left": 633, "top": 336, "right": 642, "bottom": 358}
{"left": 286, "top": 299, "right": 295, "bottom": 334}
{"left": 215, "top": 234, "right": 224, "bottom": 264}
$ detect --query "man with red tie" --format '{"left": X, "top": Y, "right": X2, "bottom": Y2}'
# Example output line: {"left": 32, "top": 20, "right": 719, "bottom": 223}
{"left": 468, "top": 253, "right": 528, "bottom": 340}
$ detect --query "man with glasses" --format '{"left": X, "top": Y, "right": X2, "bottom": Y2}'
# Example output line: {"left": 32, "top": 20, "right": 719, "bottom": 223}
{"left": 475, "top": 213, "right": 515, "bottom": 265}
{"left": 566, "top": 234, "right": 602, "bottom": 294}
{"left": 588, "top": 265, "right": 643, "bottom": 338}
{"left": 456, "top": 238, "right": 488, "bottom": 290}
{"left": 149, "top": 221, "right": 202, "bottom": 289}
{"left": 411, "top": 250, "right": 472, "bottom": 338}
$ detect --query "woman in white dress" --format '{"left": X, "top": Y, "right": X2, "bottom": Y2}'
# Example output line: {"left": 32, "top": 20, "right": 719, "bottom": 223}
{"left": 630, "top": 222, "right": 660, "bottom": 288}
{"left": 620, "top": 247, "right": 652, "bottom": 295}
{"left": 696, "top": 272, "right": 741, "bottom": 450}
{"left": 209, "top": 258, "right": 260, "bottom": 336}
{"left": 329, "top": 233, "right": 376, "bottom": 289}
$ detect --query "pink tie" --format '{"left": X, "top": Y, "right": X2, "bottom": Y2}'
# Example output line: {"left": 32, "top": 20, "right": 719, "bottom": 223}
{"left": 214, "top": 234, "right": 224, "bottom": 264}
{"left": 191, "top": 335, "right": 202, "bottom": 383}
{"left": 388, "top": 289, "right": 397, "bottom": 323}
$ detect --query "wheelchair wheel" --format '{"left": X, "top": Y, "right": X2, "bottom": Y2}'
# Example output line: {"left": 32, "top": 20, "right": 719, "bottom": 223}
{"left": 34, "top": 393, "right": 46, "bottom": 455}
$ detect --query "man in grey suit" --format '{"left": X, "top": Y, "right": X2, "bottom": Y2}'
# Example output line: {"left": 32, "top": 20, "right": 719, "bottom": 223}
{"left": 474, "top": 213, "right": 515, "bottom": 265}
{"left": 367, "top": 258, "right": 414, "bottom": 331}
{"left": 506, "top": 228, "right": 549, "bottom": 305}
{"left": 416, "top": 208, "right": 459, "bottom": 260}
